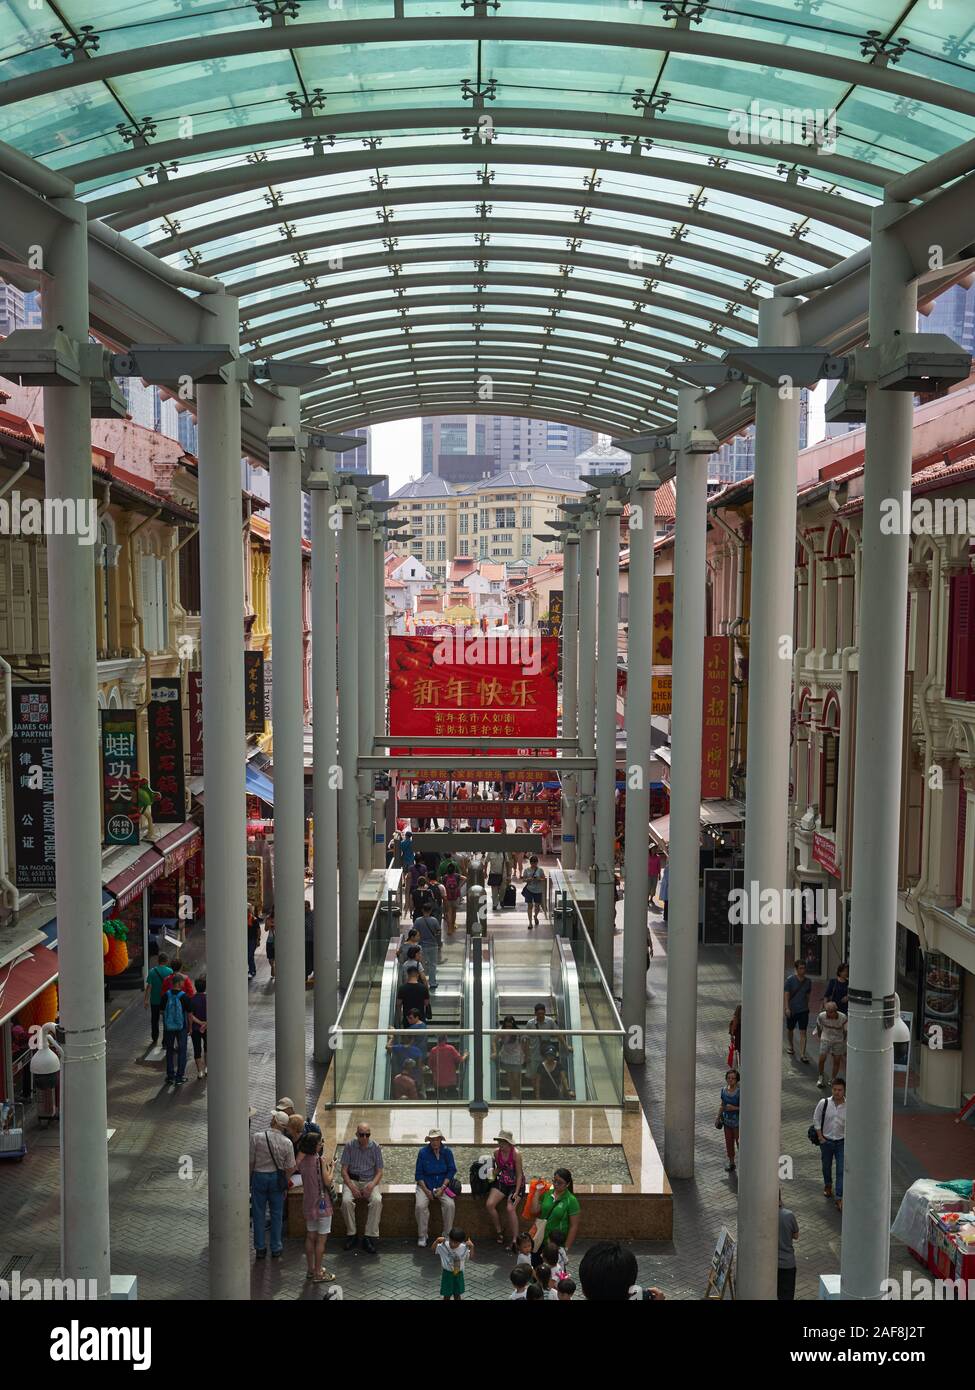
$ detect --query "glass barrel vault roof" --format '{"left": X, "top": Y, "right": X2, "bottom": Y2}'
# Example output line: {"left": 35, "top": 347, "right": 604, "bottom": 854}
{"left": 1, "top": 1, "right": 974, "bottom": 435}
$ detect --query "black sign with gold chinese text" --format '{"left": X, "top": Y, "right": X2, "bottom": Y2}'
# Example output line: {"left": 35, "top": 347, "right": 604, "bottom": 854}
{"left": 11, "top": 685, "right": 56, "bottom": 888}
{"left": 244, "top": 651, "right": 266, "bottom": 734}
{"left": 101, "top": 707, "right": 139, "bottom": 847}
{"left": 147, "top": 677, "right": 186, "bottom": 824}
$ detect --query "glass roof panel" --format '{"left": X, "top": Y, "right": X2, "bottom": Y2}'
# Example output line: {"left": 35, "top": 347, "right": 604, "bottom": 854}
{"left": 0, "top": 2, "right": 972, "bottom": 422}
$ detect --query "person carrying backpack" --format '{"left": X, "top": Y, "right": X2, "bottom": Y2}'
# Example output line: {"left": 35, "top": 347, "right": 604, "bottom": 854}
{"left": 441, "top": 860, "right": 466, "bottom": 937}
{"left": 162, "top": 971, "right": 191, "bottom": 1086}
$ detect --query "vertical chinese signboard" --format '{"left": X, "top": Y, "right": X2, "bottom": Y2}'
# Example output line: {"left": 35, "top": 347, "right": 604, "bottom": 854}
{"left": 148, "top": 677, "right": 186, "bottom": 824}
{"left": 388, "top": 635, "right": 558, "bottom": 779}
{"left": 244, "top": 651, "right": 265, "bottom": 733}
{"left": 548, "top": 590, "right": 563, "bottom": 635}
{"left": 101, "top": 708, "right": 139, "bottom": 847}
{"left": 188, "top": 670, "right": 204, "bottom": 776}
{"left": 653, "top": 576, "right": 674, "bottom": 666}
{"left": 701, "top": 636, "right": 732, "bottom": 799}
{"left": 11, "top": 685, "right": 56, "bottom": 889}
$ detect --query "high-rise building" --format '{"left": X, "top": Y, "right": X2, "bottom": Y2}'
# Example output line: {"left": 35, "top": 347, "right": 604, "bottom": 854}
{"left": 422, "top": 415, "right": 593, "bottom": 475}
{"left": 921, "top": 281, "right": 975, "bottom": 354}
{"left": 706, "top": 390, "right": 812, "bottom": 484}
{"left": 0, "top": 281, "right": 43, "bottom": 335}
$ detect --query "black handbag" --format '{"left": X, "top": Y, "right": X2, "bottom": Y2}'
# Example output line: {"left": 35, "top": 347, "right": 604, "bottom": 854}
{"left": 808, "top": 1098, "right": 826, "bottom": 1147}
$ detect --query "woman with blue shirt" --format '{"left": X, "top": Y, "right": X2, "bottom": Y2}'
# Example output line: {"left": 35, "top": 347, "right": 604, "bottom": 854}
{"left": 415, "top": 1128, "right": 458, "bottom": 1247}
{"left": 716, "top": 1068, "right": 741, "bottom": 1172}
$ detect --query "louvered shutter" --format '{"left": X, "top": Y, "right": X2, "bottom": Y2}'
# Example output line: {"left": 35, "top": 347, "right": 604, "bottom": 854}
{"left": 9, "top": 541, "right": 32, "bottom": 653}
{"left": 947, "top": 571, "right": 975, "bottom": 701}
{"left": 33, "top": 544, "right": 49, "bottom": 655}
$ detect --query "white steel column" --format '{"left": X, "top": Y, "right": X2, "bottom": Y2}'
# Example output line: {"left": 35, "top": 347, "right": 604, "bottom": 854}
{"left": 43, "top": 198, "right": 110, "bottom": 1295}
{"left": 309, "top": 447, "right": 338, "bottom": 1062}
{"left": 560, "top": 532, "right": 579, "bottom": 869}
{"left": 840, "top": 204, "right": 918, "bottom": 1301}
{"left": 622, "top": 460, "right": 658, "bottom": 1062}
{"left": 737, "top": 296, "right": 803, "bottom": 1299}
{"left": 577, "top": 511, "right": 598, "bottom": 872}
{"left": 664, "top": 388, "right": 710, "bottom": 1178}
{"left": 357, "top": 512, "right": 375, "bottom": 870}
{"left": 269, "top": 386, "right": 307, "bottom": 1108}
{"left": 196, "top": 290, "right": 249, "bottom": 1299}
{"left": 594, "top": 496, "right": 621, "bottom": 981}
{"left": 337, "top": 484, "right": 360, "bottom": 990}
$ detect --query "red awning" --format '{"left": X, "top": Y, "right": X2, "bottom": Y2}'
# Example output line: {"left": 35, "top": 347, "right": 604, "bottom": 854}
{"left": 0, "top": 945, "right": 58, "bottom": 1027}
{"left": 104, "top": 846, "right": 167, "bottom": 909}
{"left": 153, "top": 822, "right": 201, "bottom": 875}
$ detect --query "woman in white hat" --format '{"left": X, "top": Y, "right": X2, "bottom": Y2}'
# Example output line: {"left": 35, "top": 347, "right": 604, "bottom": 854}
{"left": 414, "top": 1128, "right": 458, "bottom": 1248}
{"left": 485, "top": 1130, "right": 524, "bottom": 1250}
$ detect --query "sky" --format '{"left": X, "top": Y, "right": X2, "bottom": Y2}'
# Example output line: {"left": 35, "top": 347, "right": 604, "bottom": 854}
{"left": 371, "top": 418, "right": 421, "bottom": 496}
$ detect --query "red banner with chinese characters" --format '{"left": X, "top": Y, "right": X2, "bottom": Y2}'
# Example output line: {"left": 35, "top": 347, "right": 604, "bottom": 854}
{"left": 147, "top": 677, "right": 186, "bottom": 824}
{"left": 389, "top": 635, "right": 558, "bottom": 775}
{"left": 188, "top": 670, "right": 203, "bottom": 777}
{"left": 701, "top": 636, "right": 732, "bottom": 799}
{"left": 398, "top": 799, "right": 559, "bottom": 820}
{"left": 653, "top": 576, "right": 674, "bottom": 666}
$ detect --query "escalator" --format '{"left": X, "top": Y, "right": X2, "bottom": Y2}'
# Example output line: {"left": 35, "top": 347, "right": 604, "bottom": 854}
{"left": 486, "top": 933, "right": 586, "bottom": 1102}
{"left": 374, "top": 929, "right": 473, "bottom": 1102}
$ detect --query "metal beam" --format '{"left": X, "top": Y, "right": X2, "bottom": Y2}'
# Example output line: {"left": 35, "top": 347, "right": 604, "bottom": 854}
{"left": 91, "top": 145, "right": 873, "bottom": 235}
{"left": 310, "top": 391, "right": 643, "bottom": 434}
{"left": 0, "top": 170, "right": 283, "bottom": 464}
{"left": 374, "top": 737, "right": 576, "bottom": 748}
{"left": 410, "top": 833, "right": 544, "bottom": 853}
{"left": 250, "top": 297, "right": 733, "bottom": 362}
{"left": 8, "top": 18, "right": 971, "bottom": 121}
{"left": 304, "top": 398, "right": 630, "bottom": 437}
{"left": 146, "top": 182, "right": 837, "bottom": 272}
{"left": 65, "top": 106, "right": 897, "bottom": 192}
{"left": 204, "top": 225, "right": 766, "bottom": 310}
{"left": 307, "top": 348, "right": 679, "bottom": 401}
{"left": 360, "top": 757, "right": 595, "bottom": 771}
{"left": 249, "top": 307, "right": 713, "bottom": 369}
{"left": 238, "top": 267, "right": 755, "bottom": 343}
{"left": 305, "top": 370, "right": 671, "bottom": 421}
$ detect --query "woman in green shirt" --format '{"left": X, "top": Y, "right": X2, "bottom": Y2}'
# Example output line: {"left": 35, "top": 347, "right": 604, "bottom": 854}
{"left": 530, "top": 1167, "right": 581, "bottom": 1253}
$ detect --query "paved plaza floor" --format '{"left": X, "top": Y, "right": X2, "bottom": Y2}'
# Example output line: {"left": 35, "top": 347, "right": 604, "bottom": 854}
{"left": 1, "top": 892, "right": 973, "bottom": 1301}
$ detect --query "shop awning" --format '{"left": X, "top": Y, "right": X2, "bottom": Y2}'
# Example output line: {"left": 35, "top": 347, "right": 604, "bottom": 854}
{"left": 245, "top": 766, "right": 274, "bottom": 805}
{"left": 104, "top": 844, "right": 168, "bottom": 910}
{"left": 649, "top": 800, "right": 745, "bottom": 849}
{"left": 153, "top": 822, "right": 202, "bottom": 875}
{"left": 0, "top": 943, "right": 58, "bottom": 1028}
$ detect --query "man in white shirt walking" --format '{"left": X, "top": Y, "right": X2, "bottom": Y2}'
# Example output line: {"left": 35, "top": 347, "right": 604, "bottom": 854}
{"left": 813, "top": 1078, "right": 846, "bottom": 1211}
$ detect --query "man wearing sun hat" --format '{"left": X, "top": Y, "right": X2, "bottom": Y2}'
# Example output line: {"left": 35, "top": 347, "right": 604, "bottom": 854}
{"left": 414, "top": 1128, "right": 458, "bottom": 1248}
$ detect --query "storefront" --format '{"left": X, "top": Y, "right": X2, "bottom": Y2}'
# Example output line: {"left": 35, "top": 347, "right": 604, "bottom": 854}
{"left": 102, "top": 824, "right": 200, "bottom": 987}
{"left": 0, "top": 943, "right": 59, "bottom": 1103}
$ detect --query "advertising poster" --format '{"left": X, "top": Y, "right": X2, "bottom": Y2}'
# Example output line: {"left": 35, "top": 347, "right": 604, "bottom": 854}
{"left": 101, "top": 707, "right": 139, "bottom": 847}
{"left": 11, "top": 685, "right": 56, "bottom": 889}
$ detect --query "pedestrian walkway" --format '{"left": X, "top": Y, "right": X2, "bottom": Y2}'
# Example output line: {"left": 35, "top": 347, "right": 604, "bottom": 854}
{"left": 2, "top": 891, "right": 972, "bottom": 1300}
